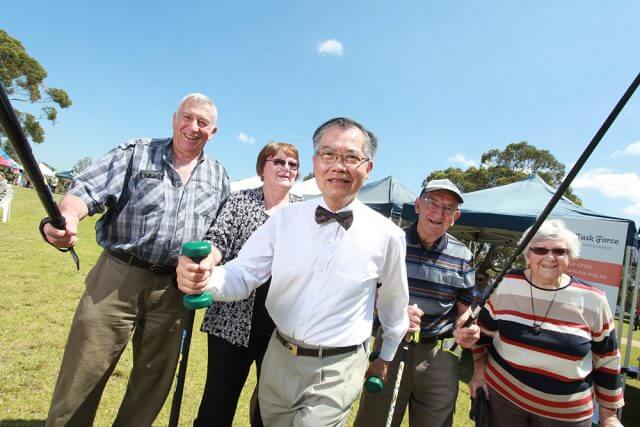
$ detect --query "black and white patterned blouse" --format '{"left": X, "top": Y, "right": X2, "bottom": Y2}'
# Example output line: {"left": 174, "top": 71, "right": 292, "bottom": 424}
{"left": 200, "top": 186, "right": 302, "bottom": 347}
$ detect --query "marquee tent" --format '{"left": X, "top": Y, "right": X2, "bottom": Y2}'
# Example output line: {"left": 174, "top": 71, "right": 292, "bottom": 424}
{"left": 358, "top": 175, "right": 417, "bottom": 218}
{"left": 401, "top": 174, "right": 636, "bottom": 245}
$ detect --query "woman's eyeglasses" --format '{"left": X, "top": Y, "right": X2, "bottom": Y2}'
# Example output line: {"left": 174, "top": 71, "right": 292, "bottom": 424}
{"left": 267, "top": 159, "right": 299, "bottom": 171}
{"left": 528, "top": 247, "right": 569, "bottom": 257}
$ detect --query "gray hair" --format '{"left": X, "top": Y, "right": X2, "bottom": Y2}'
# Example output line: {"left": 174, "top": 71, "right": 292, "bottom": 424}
{"left": 312, "top": 117, "right": 378, "bottom": 160}
{"left": 178, "top": 93, "right": 218, "bottom": 124}
{"left": 520, "top": 219, "right": 581, "bottom": 259}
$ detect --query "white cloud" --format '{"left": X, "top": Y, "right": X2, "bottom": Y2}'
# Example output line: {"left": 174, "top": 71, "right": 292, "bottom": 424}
{"left": 573, "top": 169, "right": 640, "bottom": 215}
{"left": 611, "top": 140, "right": 640, "bottom": 158}
{"left": 317, "top": 39, "right": 344, "bottom": 57}
{"left": 449, "top": 153, "right": 477, "bottom": 168}
{"left": 237, "top": 132, "right": 255, "bottom": 144}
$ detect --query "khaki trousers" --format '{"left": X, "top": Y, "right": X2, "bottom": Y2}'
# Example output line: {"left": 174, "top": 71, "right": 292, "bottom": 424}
{"left": 258, "top": 332, "right": 367, "bottom": 426}
{"left": 46, "top": 251, "right": 186, "bottom": 427}
{"left": 354, "top": 331, "right": 459, "bottom": 427}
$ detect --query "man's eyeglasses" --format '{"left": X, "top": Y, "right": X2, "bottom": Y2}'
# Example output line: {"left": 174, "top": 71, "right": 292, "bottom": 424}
{"left": 316, "top": 150, "right": 369, "bottom": 168}
{"left": 528, "top": 247, "right": 569, "bottom": 257}
{"left": 421, "top": 197, "right": 458, "bottom": 216}
{"left": 267, "top": 158, "right": 299, "bottom": 171}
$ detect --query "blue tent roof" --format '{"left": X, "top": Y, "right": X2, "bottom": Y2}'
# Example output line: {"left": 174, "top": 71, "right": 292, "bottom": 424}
{"left": 359, "top": 175, "right": 417, "bottom": 217}
{"left": 402, "top": 174, "right": 637, "bottom": 246}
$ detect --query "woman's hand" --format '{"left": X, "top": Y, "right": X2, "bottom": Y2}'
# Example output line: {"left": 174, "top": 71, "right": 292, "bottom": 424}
{"left": 454, "top": 307, "right": 481, "bottom": 349}
{"left": 176, "top": 253, "right": 214, "bottom": 295}
{"left": 469, "top": 357, "right": 489, "bottom": 399}
{"left": 598, "top": 406, "right": 621, "bottom": 427}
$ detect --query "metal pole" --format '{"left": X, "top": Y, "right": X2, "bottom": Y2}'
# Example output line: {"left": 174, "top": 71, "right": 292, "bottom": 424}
{"left": 619, "top": 258, "right": 640, "bottom": 418}
{"left": 616, "top": 246, "right": 632, "bottom": 343}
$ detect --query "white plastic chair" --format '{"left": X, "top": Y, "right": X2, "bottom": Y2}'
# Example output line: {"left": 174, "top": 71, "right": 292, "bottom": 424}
{"left": 0, "top": 185, "right": 13, "bottom": 223}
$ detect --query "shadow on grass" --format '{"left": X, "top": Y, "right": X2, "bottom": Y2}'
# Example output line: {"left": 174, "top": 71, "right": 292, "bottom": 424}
{"left": 0, "top": 421, "right": 45, "bottom": 427}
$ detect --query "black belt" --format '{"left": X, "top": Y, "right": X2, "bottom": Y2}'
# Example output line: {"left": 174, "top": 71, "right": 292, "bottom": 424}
{"left": 276, "top": 331, "right": 359, "bottom": 357}
{"left": 107, "top": 250, "right": 176, "bottom": 275}
{"left": 420, "top": 333, "right": 452, "bottom": 344}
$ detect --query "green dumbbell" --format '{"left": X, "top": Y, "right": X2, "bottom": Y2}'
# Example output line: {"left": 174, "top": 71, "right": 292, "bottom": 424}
{"left": 364, "top": 351, "right": 384, "bottom": 393}
{"left": 181, "top": 241, "right": 213, "bottom": 310}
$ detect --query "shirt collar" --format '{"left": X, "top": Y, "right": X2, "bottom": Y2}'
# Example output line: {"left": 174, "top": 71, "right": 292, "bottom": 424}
{"left": 408, "top": 223, "right": 448, "bottom": 251}
{"left": 317, "top": 196, "right": 361, "bottom": 213}
{"left": 165, "top": 138, "right": 207, "bottom": 166}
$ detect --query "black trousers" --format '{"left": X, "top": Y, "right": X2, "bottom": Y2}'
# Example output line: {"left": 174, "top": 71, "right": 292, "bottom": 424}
{"left": 194, "top": 332, "right": 271, "bottom": 427}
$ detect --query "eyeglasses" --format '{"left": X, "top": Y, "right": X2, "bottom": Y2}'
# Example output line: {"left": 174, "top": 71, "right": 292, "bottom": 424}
{"left": 316, "top": 150, "right": 369, "bottom": 168}
{"left": 421, "top": 197, "right": 458, "bottom": 216}
{"left": 528, "top": 247, "right": 569, "bottom": 257}
{"left": 266, "top": 158, "right": 299, "bottom": 171}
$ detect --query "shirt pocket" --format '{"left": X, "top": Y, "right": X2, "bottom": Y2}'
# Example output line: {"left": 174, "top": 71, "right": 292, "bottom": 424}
{"left": 132, "top": 176, "right": 166, "bottom": 215}
{"left": 191, "top": 181, "right": 222, "bottom": 237}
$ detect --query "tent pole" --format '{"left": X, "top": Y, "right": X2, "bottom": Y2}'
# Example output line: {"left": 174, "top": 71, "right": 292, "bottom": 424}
{"left": 618, "top": 259, "right": 640, "bottom": 420}
{"left": 616, "top": 246, "right": 632, "bottom": 343}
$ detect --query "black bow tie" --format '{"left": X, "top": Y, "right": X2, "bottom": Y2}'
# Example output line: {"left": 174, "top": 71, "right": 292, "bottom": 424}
{"left": 315, "top": 206, "right": 354, "bottom": 230}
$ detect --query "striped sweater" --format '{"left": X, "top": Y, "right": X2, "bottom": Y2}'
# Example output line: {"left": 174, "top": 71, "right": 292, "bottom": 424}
{"left": 473, "top": 270, "right": 623, "bottom": 422}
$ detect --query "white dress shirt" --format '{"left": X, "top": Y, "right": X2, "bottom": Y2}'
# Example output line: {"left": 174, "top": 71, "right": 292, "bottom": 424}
{"left": 206, "top": 197, "right": 409, "bottom": 361}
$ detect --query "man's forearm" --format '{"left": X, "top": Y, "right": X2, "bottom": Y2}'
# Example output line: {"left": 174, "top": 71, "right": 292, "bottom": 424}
{"left": 58, "top": 194, "right": 89, "bottom": 222}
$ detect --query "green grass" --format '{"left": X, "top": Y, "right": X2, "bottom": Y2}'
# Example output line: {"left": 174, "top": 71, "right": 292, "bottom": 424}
{"left": 0, "top": 186, "right": 637, "bottom": 426}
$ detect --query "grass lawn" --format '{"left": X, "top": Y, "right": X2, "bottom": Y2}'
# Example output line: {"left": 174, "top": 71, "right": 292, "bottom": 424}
{"left": 0, "top": 186, "right": 637, "bottom": 426}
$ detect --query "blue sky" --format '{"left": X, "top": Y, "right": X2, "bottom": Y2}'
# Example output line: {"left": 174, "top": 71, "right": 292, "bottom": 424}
{"left": 2, "top": 1, "right": 640, "bottom": 228}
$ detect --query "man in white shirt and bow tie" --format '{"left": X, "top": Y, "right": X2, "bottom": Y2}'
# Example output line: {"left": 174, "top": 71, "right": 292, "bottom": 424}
{"left": 178, "top": 117, "right": 409, "bottom": 426}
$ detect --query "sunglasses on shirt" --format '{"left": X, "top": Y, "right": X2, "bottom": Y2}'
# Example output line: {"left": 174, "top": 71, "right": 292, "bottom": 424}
{"left": 528, "top": 247, "right": 569, "bottom": 257}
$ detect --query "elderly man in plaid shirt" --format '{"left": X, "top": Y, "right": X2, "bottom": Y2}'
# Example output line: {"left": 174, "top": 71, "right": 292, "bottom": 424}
{"left": 41, "top": 93, "right": 229, "bottom": 426}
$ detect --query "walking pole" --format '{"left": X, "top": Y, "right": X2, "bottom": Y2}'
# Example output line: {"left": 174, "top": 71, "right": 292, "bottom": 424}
{"left": 453, "top": 72, "right": 640, "bottom": 349}
{"left": 384, "top": 333, "right": 417, "bottom": 427}
{"left": 169, "top": 241, "right": 213, "bottom": 427}
{"left": 470, "top": 387, "right": 487, "bottom": 427}
{"left": 0, "top": 83, "right": 79, "bottom": 269}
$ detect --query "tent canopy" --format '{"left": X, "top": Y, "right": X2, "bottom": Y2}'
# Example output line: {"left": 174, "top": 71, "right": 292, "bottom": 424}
{"left": 0, "top": 147, "right": 20, "bottom": 169}
{"left": 402, "top": 174, "right": 637, "bottom": 246}
{"left": 358, "top": 175, "right": 417, "bottom": 217}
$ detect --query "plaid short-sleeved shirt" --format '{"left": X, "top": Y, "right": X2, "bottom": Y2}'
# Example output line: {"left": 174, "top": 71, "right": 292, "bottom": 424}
{"left": 68, "top": 137, "right": 229, "bottom": 265}
{"left": 405, "top": 223, "right": 475, "bottom": 338}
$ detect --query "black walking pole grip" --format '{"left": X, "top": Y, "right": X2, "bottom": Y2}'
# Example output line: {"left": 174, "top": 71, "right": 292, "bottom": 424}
{"left": 169, "top": 241, "right": 213, "bottom": 427}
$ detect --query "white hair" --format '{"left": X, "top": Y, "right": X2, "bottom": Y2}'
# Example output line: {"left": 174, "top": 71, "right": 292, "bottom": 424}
{"left": 520, "top": 219, "right": 581, "bottom": 259}
{"left": 178, "top": 93, "right": 218, "bottom": 124}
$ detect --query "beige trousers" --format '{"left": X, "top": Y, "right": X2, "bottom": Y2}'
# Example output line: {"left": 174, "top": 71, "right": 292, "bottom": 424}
{"left": 46, "top": 251, "right": 186, "bottom": 427}
{"left": 354, "top": 331, "right": 459, "bottom": 427}
{"left": 258, "top": 332, "right": 367, "bottom": 426}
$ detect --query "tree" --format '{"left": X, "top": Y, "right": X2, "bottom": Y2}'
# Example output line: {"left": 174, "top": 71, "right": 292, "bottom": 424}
{"left": 426, "top": 141, "right": 581, "bottom": 203}
{"left": 72, "top": 157, "right": 92, "bottom": 175}
{"left": 426, "top": 141, "right": 582, "bottom": 278}
{"left": 0, "top": 29, "right": 72, "bottom": 157}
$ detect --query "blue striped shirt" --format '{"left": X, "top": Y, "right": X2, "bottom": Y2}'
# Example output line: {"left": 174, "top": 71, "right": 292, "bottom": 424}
{"left": 405, "top": 224, "right": 475, "bottom": 338}
{"left": 68, "top": 138, "right": 229, "bottom": 265}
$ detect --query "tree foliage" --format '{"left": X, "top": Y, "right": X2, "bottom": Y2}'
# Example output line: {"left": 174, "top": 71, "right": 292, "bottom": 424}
{"left": 426, "top": 141, "right": 582, "bottom": 277}
{"left": 0, "top": 29, "right": 72, "bottom": 157}
{"left": 72, "top": 157, "right": 92, "bottom": 175}
{"left": 425, "top": 141, "right": 581, "bottom": 204}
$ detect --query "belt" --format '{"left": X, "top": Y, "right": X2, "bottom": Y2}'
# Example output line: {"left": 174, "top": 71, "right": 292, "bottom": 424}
{"left": 276, "top": 331, "right": 359, "bottom": 358}
{"left": 107, "top": 250, "right": 176, "bottom": 275}
{"left": 420, "top": 333, "right": 452, "bottom": 344}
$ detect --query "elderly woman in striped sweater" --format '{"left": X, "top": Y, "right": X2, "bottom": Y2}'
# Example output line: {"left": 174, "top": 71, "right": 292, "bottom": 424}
{"left": 470, "top": 219, "right": 623, "bottom": 427}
